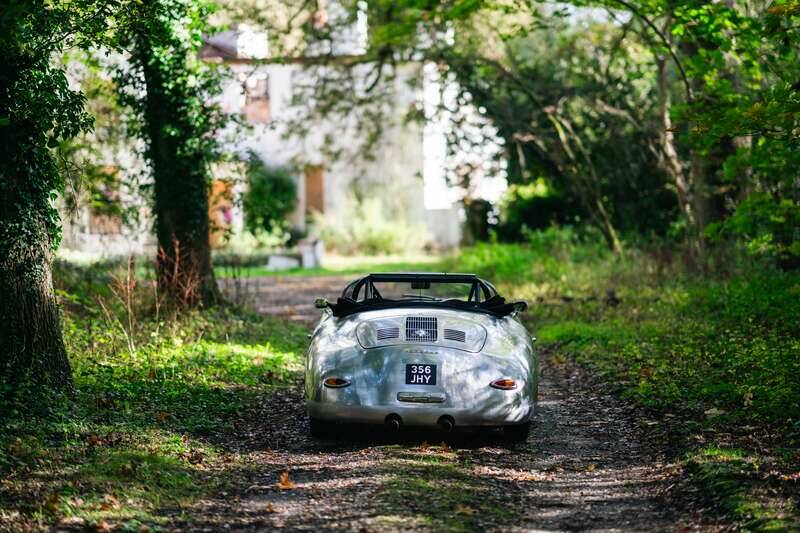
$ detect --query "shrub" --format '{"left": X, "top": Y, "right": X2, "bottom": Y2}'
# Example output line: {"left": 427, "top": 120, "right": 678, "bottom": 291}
{"left": 312, "top": 195, "right": 432, "bottom": 255}
{"left": 709, "top": 192, "right": 800, "bottom": 271}
{"left": 494, "top": 180, "right": 581, "bottom": 241}
{"left": 242, "top": 156, "right": 297, "bottom": 238}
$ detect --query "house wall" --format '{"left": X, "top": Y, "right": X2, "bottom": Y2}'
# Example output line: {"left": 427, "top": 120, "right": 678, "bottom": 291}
{"left": 219, "top": 61, "right": 463, "bottom": 248}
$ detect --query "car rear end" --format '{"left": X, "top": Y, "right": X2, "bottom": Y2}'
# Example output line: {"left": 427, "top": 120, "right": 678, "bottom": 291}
{"left": 305, "top": 308, "right": 537, "bottom": 433}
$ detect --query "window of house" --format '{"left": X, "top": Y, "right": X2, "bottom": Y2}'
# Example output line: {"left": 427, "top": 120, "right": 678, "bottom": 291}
{"left": 243, "top": 75, "right": 271, "bottom": 124}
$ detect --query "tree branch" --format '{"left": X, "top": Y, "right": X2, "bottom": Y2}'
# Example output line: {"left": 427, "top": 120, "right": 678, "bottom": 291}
{"left": 608, "top": 0, "right": 693, "bottom": 102}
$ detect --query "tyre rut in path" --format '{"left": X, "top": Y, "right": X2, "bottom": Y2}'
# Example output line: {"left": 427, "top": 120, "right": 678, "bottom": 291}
{"left": 181, "top": 336, "right": 714, "bottom": 530}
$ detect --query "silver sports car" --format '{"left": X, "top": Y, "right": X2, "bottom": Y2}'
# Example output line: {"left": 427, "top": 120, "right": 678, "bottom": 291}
{"left": 305, "top": 273, "right": 537, "bottom": 441}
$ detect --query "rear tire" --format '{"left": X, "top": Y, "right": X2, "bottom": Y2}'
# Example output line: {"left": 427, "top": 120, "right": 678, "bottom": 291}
{"left": 504, "top": 421, "right": 531, "bottom": 443}
{"left": 309, "top": 418, "right": 335, "bottom": 439}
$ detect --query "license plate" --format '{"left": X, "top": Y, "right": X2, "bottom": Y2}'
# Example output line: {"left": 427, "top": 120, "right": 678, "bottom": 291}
{"left": 405, "top": 364, "right": 437, "bottom": 385}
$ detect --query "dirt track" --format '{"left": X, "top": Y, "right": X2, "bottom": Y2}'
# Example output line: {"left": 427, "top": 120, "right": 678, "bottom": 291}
{"left": 172, "top": 277, "right": 720, "bottom": 531}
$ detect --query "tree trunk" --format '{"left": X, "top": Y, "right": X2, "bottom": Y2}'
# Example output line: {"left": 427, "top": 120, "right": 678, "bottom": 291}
{"left": 0, "top": 56, "right": 72, "bottom": 391}
{"left": 134, "top": 32, "right": 221, "bottom": 308}
{"left": 656, "top": 56, "right": 693, "bottom": 224}
{"left": 0, "top": 237, "right": 71, "bottom": 390}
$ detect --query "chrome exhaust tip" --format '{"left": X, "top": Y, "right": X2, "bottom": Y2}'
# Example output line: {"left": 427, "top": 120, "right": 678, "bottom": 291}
{"left": 437, "top": 415, "right": 455, "bottom": 433}
{"left": 385, "top": 414, "right": 402, "bottom": 432}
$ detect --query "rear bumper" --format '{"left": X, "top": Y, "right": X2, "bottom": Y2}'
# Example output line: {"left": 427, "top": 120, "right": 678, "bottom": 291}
{"left": 306, "top": 396, "right": 533, "bottom": 427}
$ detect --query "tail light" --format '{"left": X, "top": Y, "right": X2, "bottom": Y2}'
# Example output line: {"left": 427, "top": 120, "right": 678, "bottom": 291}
{"left": 323, "top": 377, "right": 351, "bottom": 388}
{"left": 490, "top": 378, "right": 517, "bottom": 390}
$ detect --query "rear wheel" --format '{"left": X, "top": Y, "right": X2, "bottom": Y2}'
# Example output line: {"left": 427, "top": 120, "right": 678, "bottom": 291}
{"left": 504, "top": 421, "right": 531, "bottom": 443}
{"left": 309, "top": 418, "right": 335, "bottom": 439}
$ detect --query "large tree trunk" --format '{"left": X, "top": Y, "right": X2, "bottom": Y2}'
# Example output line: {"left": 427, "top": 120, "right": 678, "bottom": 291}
{"left": 0, "top": 237, "right": 71, "bottom": 390}
{"left": 134, "top": 33, "right": 221, "bottom": 308}
{"left": 0, "top": 55, "right": 72, "bottom": 391}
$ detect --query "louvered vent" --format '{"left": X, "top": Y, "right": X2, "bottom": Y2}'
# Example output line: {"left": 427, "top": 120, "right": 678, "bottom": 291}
{"left": 405, "top": 316, "right": 438, "bottom": 342}
{"left": 377, "top": 327, "right": 400, "bottom": 341}
{"left": 443, "top": 328, "right": 466, "bottom": 343}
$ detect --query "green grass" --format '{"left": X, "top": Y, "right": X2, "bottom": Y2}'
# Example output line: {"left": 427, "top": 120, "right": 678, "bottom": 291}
{"left": 0, "top": 305, "right": 307, "bottom": 530}
{"left": 686, "top": 447, "right": 799, "bottom": 531}
{"left": 375, "top": 444, "right": 511, "bottom": 531}
{"left": 214, "top": 253, "right": 446, "bottom": 278}
{"left": 450, "top": 231, "right": 800, "bottom": 531}
{"left": 7, "top": 236, "right": 799, "bottom": 530}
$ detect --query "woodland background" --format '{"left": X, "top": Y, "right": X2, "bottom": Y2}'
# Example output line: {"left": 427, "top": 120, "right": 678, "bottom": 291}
{"left": 1, "top": 0, "right": 799, "bottom": 530}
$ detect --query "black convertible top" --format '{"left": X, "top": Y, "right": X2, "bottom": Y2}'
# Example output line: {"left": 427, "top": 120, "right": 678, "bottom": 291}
{"left": 328, "top": 272, "right": 526, "bottom": 318}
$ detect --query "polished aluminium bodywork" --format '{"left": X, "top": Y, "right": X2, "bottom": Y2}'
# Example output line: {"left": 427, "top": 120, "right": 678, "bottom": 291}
{"left": 305, "top": 274, "right": 538, "bottom": 431}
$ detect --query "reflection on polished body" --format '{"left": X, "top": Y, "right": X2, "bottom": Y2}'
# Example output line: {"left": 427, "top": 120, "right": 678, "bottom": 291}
{"left": 305, "top": 273, "right": 538, "bottom": 440}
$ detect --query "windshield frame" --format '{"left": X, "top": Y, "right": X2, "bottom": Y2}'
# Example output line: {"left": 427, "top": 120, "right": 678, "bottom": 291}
{"left": 330, "top": 273, "right": 519, "bottom": 318}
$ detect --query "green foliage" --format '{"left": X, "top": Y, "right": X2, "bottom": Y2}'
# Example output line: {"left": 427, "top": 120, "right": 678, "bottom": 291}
{"left": 1, "top": 260, "right": 306, "bottom": 527}
{"left": 0, "top": 0, "right": 136, "bottom": 389}
{"left": 449, "top": 226, "right": 611, "bottom": 286}
{"left": 1, "top": 1, "right": 101, "bottom": 266}
{"left": 454, "top": 236, "right": 800, "bottom": 529}
{"left": 313, "top": 195, "right": 432, "bottom": 255}
{"left": 710, "top": 193, "right": 800, "bottom": 270}
{"left": 114, "top": 0, "right": 227, "bottom": 306}
{"left": 494, "top": 181, "right": 583, "bottom": 241}
{"left": 451, "top": 13, "right": 677, "bottom": 245}
{"left": 242, "top": 156, "right": 297, "bottom": 238}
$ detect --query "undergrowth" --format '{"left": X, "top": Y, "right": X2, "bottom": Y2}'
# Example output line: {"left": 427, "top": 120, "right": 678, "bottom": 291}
{"left": 451, "top": 227, "right": 800, "bottom": 531}
{"left": 0, "top": 261, "right": 306, "bottom": 530}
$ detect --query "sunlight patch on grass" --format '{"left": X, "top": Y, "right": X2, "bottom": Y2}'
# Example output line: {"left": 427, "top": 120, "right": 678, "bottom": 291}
{"left": 686, "top": 447, "right": 799, "bottom": 531}
{"left": 1, "top": 308, "right": 305, "bottom": 531}
{"left": 215, "top": 253, "right": 446, "bottom": 278}
{"left": 375, "top": 446, "right": 514, "bottom": 532}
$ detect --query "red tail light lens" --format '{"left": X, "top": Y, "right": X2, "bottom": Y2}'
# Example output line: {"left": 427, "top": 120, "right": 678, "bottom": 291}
{"left": 323, "top": 377, "right": 351, "bottom": 388}
{"left": 490, "top": 378, "right": 517, "bottom": 390}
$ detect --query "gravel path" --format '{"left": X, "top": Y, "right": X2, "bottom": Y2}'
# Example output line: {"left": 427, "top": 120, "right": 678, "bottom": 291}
{"left": 220, "top": 275, "right": 353, "bottom": 322}
{"left": 195, "top": 276, "right": 716, "bottom": 531}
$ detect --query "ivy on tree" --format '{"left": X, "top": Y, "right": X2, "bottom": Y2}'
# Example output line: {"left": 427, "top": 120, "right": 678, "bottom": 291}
{"left": 0, "top": 0, "right": 132, "bottom": 391}
{"left": 115, "top": 0, "right": 226, "bottom": 307}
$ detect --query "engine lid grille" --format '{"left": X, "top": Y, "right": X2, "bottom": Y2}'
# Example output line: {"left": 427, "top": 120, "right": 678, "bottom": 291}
{"left": 443, "top": 328, "right": 466, "bottom": 343}
{"left": 405, "top": 316, "right": 438, "bottom": 342}
{"left": 377, "top": 327, "right": 400, "bottom": 340}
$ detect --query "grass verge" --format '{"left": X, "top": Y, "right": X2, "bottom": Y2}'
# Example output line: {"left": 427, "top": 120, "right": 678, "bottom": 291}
{"left": 1, "top": 304, "right": 306, "bottom": 531}
{"left": 450, "top": 231, "right": 800, "bottom": 530}
{"left": 214, "top": 253, "right": 446, "bottom": 278}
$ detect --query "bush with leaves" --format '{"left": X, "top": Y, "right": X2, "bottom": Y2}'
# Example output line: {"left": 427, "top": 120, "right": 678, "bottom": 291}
{"left": 242, "top": 156, "right": 297, "bottom": 240}
{"left": 312, "top": 195, "right": 432, "bottom": 255}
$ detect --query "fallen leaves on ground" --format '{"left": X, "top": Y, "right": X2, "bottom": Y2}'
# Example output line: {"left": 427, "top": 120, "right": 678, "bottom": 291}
{"left": 93, "top": 519, "right": 112, "bottom": 532}
{"left": 277, "top": 471, "right": 296, "bottom": 489}
{"left": 100, "top": 494, "right": 120, "bottom": 511}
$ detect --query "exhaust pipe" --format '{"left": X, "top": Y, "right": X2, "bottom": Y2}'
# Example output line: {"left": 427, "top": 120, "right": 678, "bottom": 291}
{"left": 385, "top": 414, "right": 402, "bottom": 433}
{"left": 437, "top": 415, "right": 455, "bottom": 433}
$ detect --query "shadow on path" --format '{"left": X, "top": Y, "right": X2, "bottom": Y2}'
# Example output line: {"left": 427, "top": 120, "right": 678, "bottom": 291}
{"left": 172, "top": 345, "right": 714, "bottom": 531}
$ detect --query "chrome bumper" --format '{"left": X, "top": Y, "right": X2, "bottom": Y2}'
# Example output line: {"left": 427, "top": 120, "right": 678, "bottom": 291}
{"left": 306, "top": 396, "right": 533, "bottom": 427}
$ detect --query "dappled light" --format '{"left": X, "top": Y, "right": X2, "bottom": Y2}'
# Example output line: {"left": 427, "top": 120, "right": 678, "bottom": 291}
{"left": 2, "top": 0, "right": 799, "bottom": 530}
